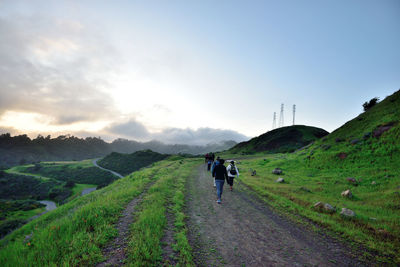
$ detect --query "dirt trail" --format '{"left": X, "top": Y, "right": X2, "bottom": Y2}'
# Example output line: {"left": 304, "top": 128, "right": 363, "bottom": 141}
{"left": 186, "top": 164, "right": 364, "bottom": 267}
{"left": 96, "top": 176, "right": 157, "bottom": 267}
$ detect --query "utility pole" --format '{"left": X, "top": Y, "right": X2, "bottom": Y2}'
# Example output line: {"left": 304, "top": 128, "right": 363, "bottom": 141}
{"left": 279, "top": 103, "right": 284, "bottom": 127}
{"left": 272, "top": 112, "right": 276, "bottom": 130}
{"left": 293, "top": 104, "right": 296, "bottom": 125}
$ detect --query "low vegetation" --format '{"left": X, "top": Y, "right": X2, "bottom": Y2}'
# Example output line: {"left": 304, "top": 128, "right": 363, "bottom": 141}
{"left": 0, "top": 200, "right": 45, "bottom": 238}
{"left": 227, "top": 89, "right": 400, "bottom": 264}
{"left": 22, "top": 160, "right": 118, "bottom": 186}
{"left": 0, "top": 157, "right": 199, "bottom": 266}
{"left": 98, "top": 150, "right": 169, "bottom": 176}
{"left": 127, "top": 157, "right": 197, "bottom": 266}
{"left": 0, "top": 172, "right": 70, "bottom": 202}
{"left": 230, "top": 125, "right": 328, "bottom": 154}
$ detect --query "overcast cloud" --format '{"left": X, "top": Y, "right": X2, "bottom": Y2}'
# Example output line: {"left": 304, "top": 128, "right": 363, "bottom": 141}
{"left": 105, "top": 118, "right": 248, "bottom": 145}
{"left": 0, "top": 15, "right": 117, "bottom": 124}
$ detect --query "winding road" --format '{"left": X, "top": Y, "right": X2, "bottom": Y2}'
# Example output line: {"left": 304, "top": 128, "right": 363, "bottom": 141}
{"left": 92, "top": 158, "right": 123, "bottom": 178}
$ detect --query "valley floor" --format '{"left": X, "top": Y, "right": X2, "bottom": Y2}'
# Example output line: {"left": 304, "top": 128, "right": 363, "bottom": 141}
{"left": 186, "top": 164, "right": 365, "bottom": 266}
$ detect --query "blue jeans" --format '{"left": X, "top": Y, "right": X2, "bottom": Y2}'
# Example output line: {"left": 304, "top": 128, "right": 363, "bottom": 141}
{"left": 215, "top": 179, "right": 225, "bottom": 201}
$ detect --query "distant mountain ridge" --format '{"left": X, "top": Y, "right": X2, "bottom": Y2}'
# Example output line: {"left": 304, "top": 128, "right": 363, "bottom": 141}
{"left": 230, "top": 125, "right": 329, "bottom": 154}
{"left": 0, "top": 134, "right": 236, "bottom": 167}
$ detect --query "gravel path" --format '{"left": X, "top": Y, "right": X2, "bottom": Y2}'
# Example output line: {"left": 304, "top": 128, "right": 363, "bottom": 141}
{"left": 186, "top": 164, "right": 365, "bottom": 267}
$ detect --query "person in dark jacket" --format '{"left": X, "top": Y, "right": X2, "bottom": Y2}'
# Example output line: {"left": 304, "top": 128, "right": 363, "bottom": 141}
{"left": 212, "top": 159, "right": 228, "bottom": 204}
{"left": 211, "top": 156, "right": 220, "bottom": 188}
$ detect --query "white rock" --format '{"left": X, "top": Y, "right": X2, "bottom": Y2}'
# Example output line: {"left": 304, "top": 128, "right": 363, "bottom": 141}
{"left": 323, "top": 203, "right": 335, "bottom": 213}
{"left": 341, "top": 189, "right": 352, "bottom": 198}
{"left": 276, "top": 177, "right": 284, "bottom": 183}
{"left": 340, "top": 208, "right": 356, "bottom": 217}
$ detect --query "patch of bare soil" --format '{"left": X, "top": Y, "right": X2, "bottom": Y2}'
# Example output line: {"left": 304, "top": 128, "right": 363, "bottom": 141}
{"left": 186, "top": 164, "right": 366, "bottom": 266}
{"left": 161, "top": 206, "right": 178, "bottom": 265}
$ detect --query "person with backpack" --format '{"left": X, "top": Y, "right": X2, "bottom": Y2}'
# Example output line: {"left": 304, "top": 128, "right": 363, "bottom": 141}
{"left": 211, "top": 156, "right": 220, "bottom": 188}
{"left": 212, "top": 159, "right": 228, "bottom": 204}
{"left": 226, "top": 160, "right": 239, "bottom": 191}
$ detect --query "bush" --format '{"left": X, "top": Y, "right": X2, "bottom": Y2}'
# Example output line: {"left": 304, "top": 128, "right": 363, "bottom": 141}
{"left": 363, "top": 97, "right": 379, "bottom": 111}
{"left": 64, "top": 180, "right": 75, "bottom": 188}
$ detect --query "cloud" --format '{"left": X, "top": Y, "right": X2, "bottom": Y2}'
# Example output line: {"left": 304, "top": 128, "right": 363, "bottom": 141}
{"left": 0, "top": 126, "right": 19, "bottom": 136}
{"left": 0, "top": 14, "right": 118, "bottom": 125}
{"left": 106, "top": 119, "right": 150, "bottom": 140}
{"left": 104, "top": 118, "right": 249, "bottom": 145}
{"left": 153, "top": 127, "right": 249, "bottom": 145}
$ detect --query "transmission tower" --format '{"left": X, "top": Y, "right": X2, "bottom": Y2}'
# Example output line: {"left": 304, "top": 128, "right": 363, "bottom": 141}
{"left": 278, "top": 103, "right": 284, "bottom": 127}
{"left": 272, "top": 112, "right": 276, "bottom": 129}
{"left": 292, "top": 104, "right": 296, "bottom": 125}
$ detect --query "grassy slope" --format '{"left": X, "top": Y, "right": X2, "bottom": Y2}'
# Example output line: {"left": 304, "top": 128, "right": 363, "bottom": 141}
{"left": 98, "top": 150, "right": 169, "bottom": 176}
{"left": 0, "top": 157, "right": 200, "bottom": 266}
{"left": 1, "top": 160, "right": 108, "bottom": 237}
{"left": 230, "top": 125, "right": 328, "bottom": 154}
{"left": 22, "top": 160, "right": 118, "bottom": 186}
{"left": 227, "top": 90, "right": 400, "bottom": 263}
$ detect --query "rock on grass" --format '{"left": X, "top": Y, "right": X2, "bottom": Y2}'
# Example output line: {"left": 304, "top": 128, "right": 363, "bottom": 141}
{"left": 340, "top": 208, "right": 356, "bottom": 218}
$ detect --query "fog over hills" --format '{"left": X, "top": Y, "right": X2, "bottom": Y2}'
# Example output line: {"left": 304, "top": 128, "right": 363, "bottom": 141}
{"left": 0, "top": 133, "right": 237, "bottom": 167}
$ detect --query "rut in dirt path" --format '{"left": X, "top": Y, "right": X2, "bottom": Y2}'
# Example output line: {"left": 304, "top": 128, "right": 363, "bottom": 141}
{"left": 186, "top": 164, "right": 365, "bottom": 267}
{"left": 96, "top": 176, "right": 157, "bottom": 267}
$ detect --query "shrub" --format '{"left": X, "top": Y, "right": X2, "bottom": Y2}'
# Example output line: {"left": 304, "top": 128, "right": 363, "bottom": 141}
{"left": 64, "top": 180, "right": 75, "bottom": 188}
{"left": 362, "top": 97, "right": 379, "bottom": 111}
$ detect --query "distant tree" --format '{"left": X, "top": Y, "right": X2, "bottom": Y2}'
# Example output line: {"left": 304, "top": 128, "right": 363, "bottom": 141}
{"left": 64, "top": 180, "right": 75, "bottom": 188}
{"left": 33, "top": 163, "right": 41, "bottom": 171}
{"left": 363, "top": 97, "right": 379, "bottom": 111}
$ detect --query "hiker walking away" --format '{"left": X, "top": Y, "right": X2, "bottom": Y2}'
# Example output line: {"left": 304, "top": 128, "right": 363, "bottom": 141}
{"left": 207, "top": 157, "right": 212, "bottom": 171}
{"left": 212, "top": 159, "right": 228, "bottom": 204}
{"left": 227, "top": 160, "right": 239, "bottom": 191}
{"left": 211, "top": 156, "right": 220, "bottom": 188}
{"left": 205, "top": 153, "right": 209, "bottom": 164}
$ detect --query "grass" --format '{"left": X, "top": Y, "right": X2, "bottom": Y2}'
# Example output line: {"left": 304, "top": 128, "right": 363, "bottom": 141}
{"left": 220, "top": 90, "right": 400, "bottom": 264}
{"left": 232, "top": 153, "right": 400, "bottom": 263}
{"left": 0, "top": 157, "right": 199, "bottom": 266}
{"left": 0, "top": 160, "right": 166, "bottom": 266}
{"left": 126, "top": 158, "right": 199, "bottom": 266}
{"left": 67, "top": 183, "right": 97, "bottom": 201}
{"left": 21, "top": 160, "right": 118, "bottom": 186}
{"left": 98, "top": 150, "right": 169, "bottom": 176}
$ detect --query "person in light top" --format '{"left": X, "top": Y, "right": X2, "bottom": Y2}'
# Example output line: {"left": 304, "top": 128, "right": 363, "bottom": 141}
{"left": 226, "top": 160, "right": 239, "bottom": 191}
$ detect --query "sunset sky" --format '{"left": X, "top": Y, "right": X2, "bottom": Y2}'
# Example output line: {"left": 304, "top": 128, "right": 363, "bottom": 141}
{"left": 0, "top": 0, "right": 399, "bottom": 145}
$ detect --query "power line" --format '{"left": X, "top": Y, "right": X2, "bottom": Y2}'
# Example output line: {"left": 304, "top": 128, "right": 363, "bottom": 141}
{"left": 293, "top": 104, "right": 296, "bottom": 125}
{"left": 272, "top": 112, "right": 276, "bottom": 129}
{"left": 279, "top": 103, "right": 284, "bottom": 127}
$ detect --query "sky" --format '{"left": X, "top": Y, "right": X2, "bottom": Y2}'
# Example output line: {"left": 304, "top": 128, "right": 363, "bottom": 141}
{"left": 0, "top": 0, "right": 399, "bottom": 145}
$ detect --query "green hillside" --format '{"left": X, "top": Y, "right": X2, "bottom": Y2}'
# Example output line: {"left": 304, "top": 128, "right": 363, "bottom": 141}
{"left": 228, "top": 90, "right": 400, "bottom": 263}
{"left": 230, "top": 125, "right": 328, "bottom": 154}
{"left": 98, "top": 150, "right": 169, "bottom": 176}
{"left": 0, "top": 157, "right": 198, "bottom": 266}
{"left": 21, "top": 160, "right": 118, "bottom": 187}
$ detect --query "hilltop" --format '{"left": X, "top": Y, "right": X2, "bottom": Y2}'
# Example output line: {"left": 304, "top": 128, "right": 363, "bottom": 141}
{"left": 229, "top": 89, "right": 400, "bottom": 263}
{"left": 0, "top": 134, "right": 236, "bottom": 167}
{"left": 97, "top": 150, "right": 170, "bottom": 176}
{"left": 230, "top": 125, "right": 328, "bottom": 154}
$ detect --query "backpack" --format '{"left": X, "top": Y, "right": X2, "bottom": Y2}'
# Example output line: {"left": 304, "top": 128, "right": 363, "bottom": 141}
{"left": 229, "top": 165, "right": 237, "bottom": 175}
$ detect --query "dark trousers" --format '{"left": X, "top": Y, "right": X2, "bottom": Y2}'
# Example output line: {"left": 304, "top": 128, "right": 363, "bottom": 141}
{"left": 227, "top": 176, "right": 234, "bottom": 186}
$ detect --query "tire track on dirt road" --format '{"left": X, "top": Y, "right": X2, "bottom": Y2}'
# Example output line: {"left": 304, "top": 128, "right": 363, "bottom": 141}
{"left": 186, "top": 164, "right": 365, "bottom": 266}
